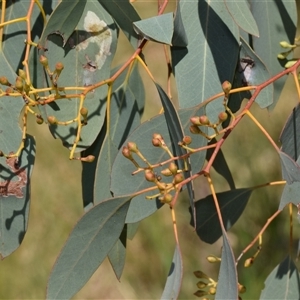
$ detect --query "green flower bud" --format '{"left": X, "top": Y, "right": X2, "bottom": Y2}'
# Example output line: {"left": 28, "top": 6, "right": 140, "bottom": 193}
{"left": 169, "top": 162, "right": 178, "bottom": 175}
{"left": 238, "top": 283, "right": 246, "bottom": 294}
{"left": 80, "top": 107, "right": 88, "bottom": 117}
{"left": 285, "top": 60, "right": 297, "bottom": 68}
{"left": 280, "top": 41, "right": 294, "bottom": 48}
{"left": 194, "top": 290, "right": 208, "bottom": 298}
{"left": 15, "top": 77, "right": 23, "bottom": 92}
{"left": 160, "top": 193, "right": 173, "bottom": 203}
{"left": 173, "top": 173, "right": 184, "bottom": 184}
{"left": 194, "top": 270, "right": 209, "bottom": 279}
{"left": 36, "top": 116, "right": 44, "bottom": 124}
{"left": 47, "top": 115, "right": 58, "bottom": 125}
{"left": 244, "top": 257, "right": 253, "bottom": 267}
{"left": 18, "top": 69, "right": 27, "bottom": 80}
{"left": 208, "top": 287, "right": 216, "bottom": 295}
{"left": 196, "top": 281, "right": 207, "bottom": 289}
{"left": 161, "top": 168, "right": 173, "bottom": 176}
{"left": 0, "top": 76, "right": 11, "bottom": 86}
{"left": 222, "top": 80, "right": 232, "bottom": 93}
{"left": 207, "top": 255, "right": 221, "bottom": 263}
{"left": 39, "top": 55, "right": 48, "bottom": 67}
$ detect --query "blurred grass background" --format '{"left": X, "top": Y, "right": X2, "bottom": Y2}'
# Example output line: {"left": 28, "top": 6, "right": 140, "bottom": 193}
{"left": 1, "top": 1, "right": 300, "bottom": 299}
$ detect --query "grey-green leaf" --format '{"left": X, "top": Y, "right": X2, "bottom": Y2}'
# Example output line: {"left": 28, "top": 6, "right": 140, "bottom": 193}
{"left": 279, "top": 181, "right": 300, "bottom": 211}
{"left": 224, "top": 0, "right": 259, "bottom": 37}
{"left": 191, "top": 188, "right": 252, "bottom": 244}
{"left": 171, "top": 0, "right": 239, "bottom": 115}
{"left": 98, "top": 0, "right": 141, "bottom": 48}
{"left": 161, "top": 244, "right": 183, "bottom": 300}
{"left": 260, "top": 256, "right": 300, "bottom": 299}
{"left": 215, "top": 227, "right": 238, "bottom": 299}
{"left": 0, "top": 135, "right": 35, "bottom": 258}
{"left": 251, "top": 1, "right": 297, "bottom": 108}
{"left": 280, "top": 103, "right": 300, "bottom": 161}
{"left": 44, "top": 2, "right": 117, "bottom": 152}
{"left": 279, "top": 151, "right": 300, "bottom": 184}
{"left": 40, "top": 0, "right": 87, "bottom": 46}
{"left": 133, "top": 13, "right": 174, "bottom": 45}
{"left": 155, "top": 83, "right": 195, "bottom": 221}
{"left": 46, "top": 196, "right": 131, "bottom": 299}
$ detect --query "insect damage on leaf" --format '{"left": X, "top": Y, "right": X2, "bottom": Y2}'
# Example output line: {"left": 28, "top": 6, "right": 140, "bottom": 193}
{"left": 0, "top": 153, "right": 27, "bottom": 198}
{"left": 76, "top": 10, "right": 112, "bottom": 71}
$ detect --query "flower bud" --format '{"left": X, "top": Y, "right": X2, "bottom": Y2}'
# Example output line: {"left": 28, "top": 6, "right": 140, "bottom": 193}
{"left": 207, "top": 255, "right": 221, "bottom": 263}
{"left": 81, "top": 155, "right": 95, "bottom": 163}
{"left": 15, "top": 77, "right": 23, "bottom": 92}
{"left": 47, "top": 115, "right": 58, "bottom": 125}
{"left": 127, "top": 142, "right": 138, "bottom": 153}
{"left": 199, "top": 115, "right": 210, "bottom": 125}
{"left": 196, "top": 281, "right": 207, "bottom": 289}
{"left": 55, "top": 62, "right": 64, "bottom": 72}
{"left": 122, "top": 146, "right": 132, "bottom": 159}
{"left": 277, "top": 51, "right": 290, "bottom": 60}
{"left": 0, "top": 76, "right": 11, "bottom": 86}
{"left": 285, "top": 60, "right": 297, "bottom": 68}
{"left": 194, "top": 270, "right": 209, "bottom": 279}
{"left": 80, "top": 107, "right": 88, "bottom": 117}
{"left": 182, "top": 135, "right": 192, "bottom": 145}
{"left": 194, "top": 290, "right": 208, "bottom": 298}
{"left": 18, "top": 69, "right": 27, "bottom": 80}
{"left": 0, "top": 150, "right": 4, "bottom": 157}
{"left": 244, "top": 257, "right": 253, "bottom": 267}
{"left": 145, "top": 169, "right": 156, "bottom": 182}
{"left": 238, "top": 283, "right": 246, "bottom": 294}
{"left": 160, "top": 193, "right": 173, "bottom": 203}
{"left": 222, "top": 80, "right": 232, "bottom": 93}
{"left": 208, "top": 287, "right": 216, "bottom": 295}
{"left": 161, "top": 168, "right": 173, "bottom": 176}
{"left": 190, "top": 116, "right": 201, "bottom": 125}
{"left": 280, "top": 41, "right": 294, "bottom": 48}
{"left": 169, "top": 162, "right": 178, "bottom": 175}
{"left": 218, "top": 111, "right": 228, "bottom": 122}
{"left": 39, "top": 55, "right": 48, "bottom": 67}
{"left": 189, "top": 124, "right": 201, "bottom": 134}
{"left": 36, "top": 116, "right": 44, "bottom": 124}
{"left": 173, "top": 173, "right": 184, "bottom": 184}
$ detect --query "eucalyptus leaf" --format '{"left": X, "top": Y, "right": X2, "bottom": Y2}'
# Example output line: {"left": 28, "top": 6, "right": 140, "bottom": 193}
{"left": 44, "top": 2, "right": 118, "bottom": 151}
{"left": 108, "top": 224, "right": 127, "bottom": 280}
{"left": 190, "top": 188, "right": 252, "bottom": 244}
{"left": 0, "top": 135, "right": 35, "bottom": 258}
{"left": 98, "top": 0, "right": 141, "bottom": 49}
{"left": 224, "top": 0, "right": 259, "bottom": 37}
{"left": 39, "top": 0, "right": 87, "bottom": 47}
{"left": 280, "top": 103, "right": 300, "bottom": 160}
{"left": 215, "top": 227, "right": 238, "bottom": 300}
{"left": 47, "top": 196, "right": 131, "bottom": 300}
{"left": 278, "top": 151, "right": 300, "bottom": 185}
{"left": 250, "top": 1, "right": 297, "bottom": 108}
{"left": 161, "top": 244, "right": 183, "bottom": 300}
{"left": 171, "top": 0, "right": 239, "bottom": 120}
{"left": 133, "top": 13, "right": 174, "bottom": 45}
{"left": 260, "top": 256, "right": 300, "bottom": 300}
